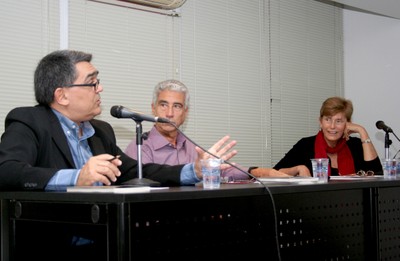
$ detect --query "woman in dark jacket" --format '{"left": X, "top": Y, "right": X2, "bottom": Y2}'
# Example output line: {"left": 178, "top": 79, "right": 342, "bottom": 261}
{"left": 274, "top": 96, "right": 382, "bottom": 177}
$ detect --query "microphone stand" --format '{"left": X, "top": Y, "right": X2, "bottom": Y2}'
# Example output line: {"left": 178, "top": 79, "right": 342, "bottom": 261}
{"left": 124, "top": 120, "right": 160, "bottom": 187}
{"left": 384, "top": 131, "right": 392, "bottom": 159}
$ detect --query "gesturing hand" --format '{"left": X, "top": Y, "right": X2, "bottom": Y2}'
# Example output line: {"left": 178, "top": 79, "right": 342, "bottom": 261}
{"left": 194, "top": 135, "right": 238, "bottom": 179}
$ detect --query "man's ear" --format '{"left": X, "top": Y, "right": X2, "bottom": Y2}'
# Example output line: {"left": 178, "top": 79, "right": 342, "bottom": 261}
{"left": 54, "top": 88, "right": 69, "bottom": 105}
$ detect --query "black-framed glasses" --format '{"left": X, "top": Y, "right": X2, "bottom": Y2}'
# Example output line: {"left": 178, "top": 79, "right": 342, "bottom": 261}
{"left": 65, "top": 79, "right": 100, "bottom": 91}
{"left": 356, "top": 170, "right": 374, "bottom": 176}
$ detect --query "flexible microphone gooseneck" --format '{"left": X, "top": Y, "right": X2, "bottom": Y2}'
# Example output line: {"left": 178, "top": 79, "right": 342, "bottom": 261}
{"left": 173, "top": 124, "right": 258, "bottom": 180}
{"left": 110, "top": 105, "right": 258, "bottom": 181}
{"left": 111, "top": 108, "right": 281, "bottom": 260}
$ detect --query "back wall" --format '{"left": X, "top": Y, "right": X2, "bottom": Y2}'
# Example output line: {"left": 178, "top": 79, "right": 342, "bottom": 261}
{"left": 344, "top": 9, "right": 400, "bottom": 160}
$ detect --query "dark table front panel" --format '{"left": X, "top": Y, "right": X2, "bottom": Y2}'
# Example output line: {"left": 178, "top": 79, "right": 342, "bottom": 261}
{"left": 3, "top": 181, "right": 400, "bottom": 261}
{"left": 275, "top": 188, "right": 373, "bottom": 261}
{"left": 127, "top": 194, "right": 279, "bottom": 260}
{"left": 6, "top": 193, "right": 280, "bottom": 261}
{"left": 376, "top": 186, "right": 400, "bottom": 260}
{"left": 8, "top": 201, "right": 112, "bottom": 261}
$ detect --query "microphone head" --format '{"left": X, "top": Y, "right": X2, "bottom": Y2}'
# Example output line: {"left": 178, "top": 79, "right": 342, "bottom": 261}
{"left": 375, "top": 120, "right": 384, "bottom": 129}
{"left": 110, "top": 105, "right": 171, "bottom": 123}
{"left": 110, "top": 105, "right": 123, "bottom": 118}
{"left": 376, "top": 120, "right": 393, "bottom": 133}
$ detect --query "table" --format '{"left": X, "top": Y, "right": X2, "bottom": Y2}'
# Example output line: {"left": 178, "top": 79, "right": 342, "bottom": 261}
{"left": 1, "top": 178, "right": 400, "bottom": 260}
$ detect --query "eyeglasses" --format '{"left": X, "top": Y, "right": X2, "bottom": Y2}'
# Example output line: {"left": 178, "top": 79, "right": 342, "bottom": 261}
{"left": 65, "top": 79, "right": 100, "bottom": 91}
{"left": 356, "top": 170, "right": 374, "bottom": 176}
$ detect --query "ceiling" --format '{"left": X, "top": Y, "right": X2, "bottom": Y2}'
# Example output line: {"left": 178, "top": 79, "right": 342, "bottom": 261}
{"left": 329, "top": 0, "right": 400, "bottom": 20}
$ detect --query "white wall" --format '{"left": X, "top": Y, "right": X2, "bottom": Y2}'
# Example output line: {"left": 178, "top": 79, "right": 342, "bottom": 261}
{"left": 344, "top": 9, "right": 400, "bottom": 160}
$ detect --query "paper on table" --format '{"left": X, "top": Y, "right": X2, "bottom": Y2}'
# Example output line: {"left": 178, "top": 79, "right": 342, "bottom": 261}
{"left": 258, "top": 176, "right": 319, "bottom": 184}
{"left": 66, "top": 185, "right": 152, "bottom": 193}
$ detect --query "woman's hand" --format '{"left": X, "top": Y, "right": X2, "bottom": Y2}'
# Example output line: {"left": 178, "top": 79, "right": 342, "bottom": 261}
{"left": 344, "top": 122, "right": 368, "bottom": 141}
{"left": 250, "top": 168, "right": 292, "bottom": 177}
{"left": 278, "top": 165, "right": 311, "bottom": 177}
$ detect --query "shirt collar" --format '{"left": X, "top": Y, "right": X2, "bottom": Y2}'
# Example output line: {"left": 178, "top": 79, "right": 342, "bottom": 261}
{"left": 51, "top": 109, "right": 95, "bottom": 140}
{"left": 149, "top": 126, "right": 187, "bottom": 150}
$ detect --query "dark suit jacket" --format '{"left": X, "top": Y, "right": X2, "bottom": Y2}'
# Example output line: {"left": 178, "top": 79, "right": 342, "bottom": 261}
{"left": 0, "top": 105, "right": 183, "bottom": 190}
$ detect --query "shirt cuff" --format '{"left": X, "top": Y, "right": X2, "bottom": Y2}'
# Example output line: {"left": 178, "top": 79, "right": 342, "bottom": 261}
{"left": 180, "top": 163, "right": 202, "bottom": 185}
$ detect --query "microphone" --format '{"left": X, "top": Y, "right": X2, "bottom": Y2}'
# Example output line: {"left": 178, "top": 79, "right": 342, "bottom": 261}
{"left": 376, "top": 120, "right": 393, "bottom": 133}
{"left": 110, "top": 105, "right": 170, "bottom": 123}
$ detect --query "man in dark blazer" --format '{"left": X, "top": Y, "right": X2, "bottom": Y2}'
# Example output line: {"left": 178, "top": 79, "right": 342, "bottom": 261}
{"left": 0, "top": 50, "right": 237, "bottom": 191}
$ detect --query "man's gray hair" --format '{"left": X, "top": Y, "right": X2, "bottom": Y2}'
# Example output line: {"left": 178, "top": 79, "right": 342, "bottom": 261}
{"left": 152, "top": 79, "right": 190, "bottom": 109}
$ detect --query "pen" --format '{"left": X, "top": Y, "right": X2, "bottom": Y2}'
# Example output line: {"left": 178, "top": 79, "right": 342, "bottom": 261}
{"left": 108, "top": 155, "right": 121, "bottom": 162}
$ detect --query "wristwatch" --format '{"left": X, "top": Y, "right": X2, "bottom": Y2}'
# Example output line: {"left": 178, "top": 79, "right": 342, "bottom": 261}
{"left": 362, "top": 138, "right": 372, "bottom": 143}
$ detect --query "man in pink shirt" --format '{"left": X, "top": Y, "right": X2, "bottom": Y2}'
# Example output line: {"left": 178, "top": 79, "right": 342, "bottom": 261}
{"left": 125, "top": 79, "right": 289, "bottom": 181}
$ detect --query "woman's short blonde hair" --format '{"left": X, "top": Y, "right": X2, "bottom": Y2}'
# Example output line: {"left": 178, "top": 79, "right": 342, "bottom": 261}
{"left": 320, "top": 96, "right": 353, "bottom": 121}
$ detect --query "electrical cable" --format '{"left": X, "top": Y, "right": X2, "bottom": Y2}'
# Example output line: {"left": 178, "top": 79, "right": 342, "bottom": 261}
{"left": 169, "top": 122, "right": 282, "bottom": 261}
{"left": 391, "top": 131, "right": 400, "bottom": 159}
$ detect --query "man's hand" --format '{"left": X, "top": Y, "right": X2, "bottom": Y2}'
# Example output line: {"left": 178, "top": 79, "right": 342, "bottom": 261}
{"left": 194, "top": 135, "right": 238, "bottom": 179}
{"left": 76, "top": 154, "right": 122, "bottom": 186}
